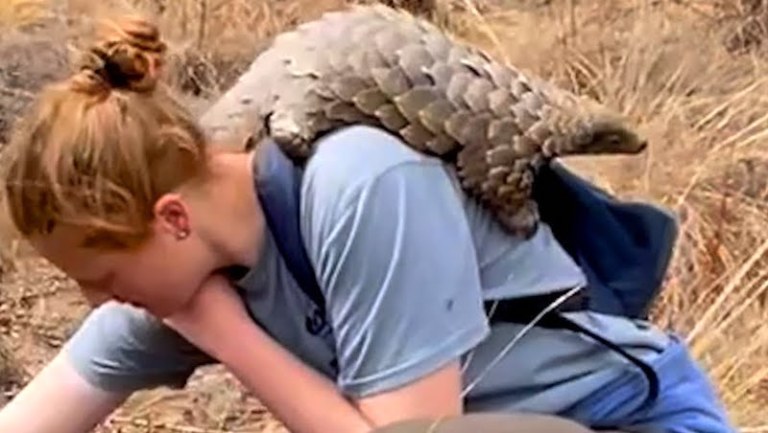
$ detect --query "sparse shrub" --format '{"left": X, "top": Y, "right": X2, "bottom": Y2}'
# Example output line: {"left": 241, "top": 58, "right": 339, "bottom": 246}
{"left": 0, "top": 338, "right": 24, "bottom": 405}
{"left": 0, "top": 0, "right": 52, "bottom": 29}
{"left": 355, "top": 0, "right": 436, "bottom": 15}
{"left": 721, "top": 0, "right": 768, "bottom": 52}
{"left": 0, "top": 25, "right": 69, "bottom": 143}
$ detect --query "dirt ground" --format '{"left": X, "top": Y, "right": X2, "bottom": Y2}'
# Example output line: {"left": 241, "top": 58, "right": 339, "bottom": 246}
{"left": 2, "top": 0, "right": 768, "bottom": 432}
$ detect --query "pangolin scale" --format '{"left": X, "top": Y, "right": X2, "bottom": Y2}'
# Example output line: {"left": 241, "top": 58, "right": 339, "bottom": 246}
{"left": 200, "top": 4, "right": 648, "bottom": 238}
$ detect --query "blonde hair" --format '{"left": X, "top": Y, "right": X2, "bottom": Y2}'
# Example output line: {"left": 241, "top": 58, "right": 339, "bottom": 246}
{"left": 2, "top": 15, "right": 209, "bottom": 249}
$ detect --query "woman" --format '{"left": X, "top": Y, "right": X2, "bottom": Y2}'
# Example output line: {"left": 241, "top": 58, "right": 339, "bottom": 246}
{"left": 0, "top": 15, "right": 734, "bottom": 433}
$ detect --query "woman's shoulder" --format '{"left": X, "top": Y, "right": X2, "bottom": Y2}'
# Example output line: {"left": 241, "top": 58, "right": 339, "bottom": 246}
{"left": 306, "top": 125, "right": 440, "bottom": 180}
{"left": 301, "top": 125, "right": 444, "bottom": 194}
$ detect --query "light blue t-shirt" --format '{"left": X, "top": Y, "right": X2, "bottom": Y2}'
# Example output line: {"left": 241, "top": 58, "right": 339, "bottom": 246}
{"left": 64, "top": 125, "right": 670, "bottom": 413}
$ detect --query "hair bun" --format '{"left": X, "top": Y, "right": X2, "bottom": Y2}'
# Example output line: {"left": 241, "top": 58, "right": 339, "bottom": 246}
{"left": 72, "top": 15, "right": 167, "bottom": 96}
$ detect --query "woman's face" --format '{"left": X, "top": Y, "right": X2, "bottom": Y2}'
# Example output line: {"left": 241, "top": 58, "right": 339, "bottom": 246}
{"left": 31, "top": 204, "right": 217, "bottom": 319}
{"left": 28, "top": 152, "right": 264, "bottom": 319}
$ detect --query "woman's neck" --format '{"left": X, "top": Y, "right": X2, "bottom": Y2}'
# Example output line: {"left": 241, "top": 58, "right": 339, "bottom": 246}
{"left": 191, "top": 150, "right": 267, "bottom": 269}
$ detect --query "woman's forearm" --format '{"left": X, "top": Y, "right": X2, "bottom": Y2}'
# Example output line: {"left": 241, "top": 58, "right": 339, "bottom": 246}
{"left": 215, "top": 319, "right": 373, "bottom": 433}
{"left": 0, "top": 351, "right": 128, "bottom": 433}
{"left": 161, "top": 276, "right": 373, "bottom": 433}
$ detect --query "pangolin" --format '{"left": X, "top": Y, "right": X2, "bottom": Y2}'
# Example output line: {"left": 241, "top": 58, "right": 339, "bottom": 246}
{"left": 199, "top": 4, "right": 648, "bottom": 238}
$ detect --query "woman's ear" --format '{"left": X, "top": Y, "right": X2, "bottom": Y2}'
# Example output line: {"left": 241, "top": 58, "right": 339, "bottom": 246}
{"left": 153, "top": 193, "right": 191, "bottom": 240}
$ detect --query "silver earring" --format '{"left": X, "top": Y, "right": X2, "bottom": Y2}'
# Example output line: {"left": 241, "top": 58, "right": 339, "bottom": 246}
{"left": 176, "top": 229, "right": 190, "bottom": 240}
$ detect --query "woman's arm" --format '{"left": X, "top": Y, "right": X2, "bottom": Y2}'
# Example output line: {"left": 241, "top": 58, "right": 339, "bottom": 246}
{"left": 166, "top": 220, "right": 477, "bottom": 430}
{"left": 164, "top": 275, "right": 374, "bottom": 433}
{"left": 219, "top": 322, "right": 464, "bottom": 431}
{"left": 167, "top": 275, "right": 464, "bottom": 432}
{"left": 218, "top": 313, "right": 374, "bottom": 433}
{"left": 353, "top": 361, "right": 464, "bottom": 426}
{"left": 0, "top": 350, "right": 129, "bottom": 433}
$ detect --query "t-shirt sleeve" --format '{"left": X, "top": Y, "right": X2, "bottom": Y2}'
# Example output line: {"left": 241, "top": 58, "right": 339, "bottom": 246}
{"left": 64, "top": 301, "right": 213, "bottom": 393}
{"left": 302, "top": 130, "right": 491, "bottom": 398}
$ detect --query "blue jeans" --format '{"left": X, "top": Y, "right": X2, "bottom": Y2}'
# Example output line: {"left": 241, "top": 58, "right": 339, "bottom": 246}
{"left": 562, "top": 335, "right": 736, "bottom": 433}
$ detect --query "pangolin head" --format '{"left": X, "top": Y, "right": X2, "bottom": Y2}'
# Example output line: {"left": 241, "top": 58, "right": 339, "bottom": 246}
{"left": 573, "top": 117, "right": 648, "bottom": 155}
{"left": 565, "top": 96, "right": 648, "bottom": 156}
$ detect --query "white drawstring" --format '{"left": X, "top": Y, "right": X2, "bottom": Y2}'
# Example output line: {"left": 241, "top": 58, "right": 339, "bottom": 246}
{"left": 460, "top": 299, "right": 499, "bottom": 376}
{"left": 460, "top": 285, "right": 584, "bottom": 398}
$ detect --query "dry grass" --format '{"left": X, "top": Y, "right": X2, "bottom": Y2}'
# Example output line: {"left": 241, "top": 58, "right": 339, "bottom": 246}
{"left": 1, "top": 0, "right": 768, "bottom": 431}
